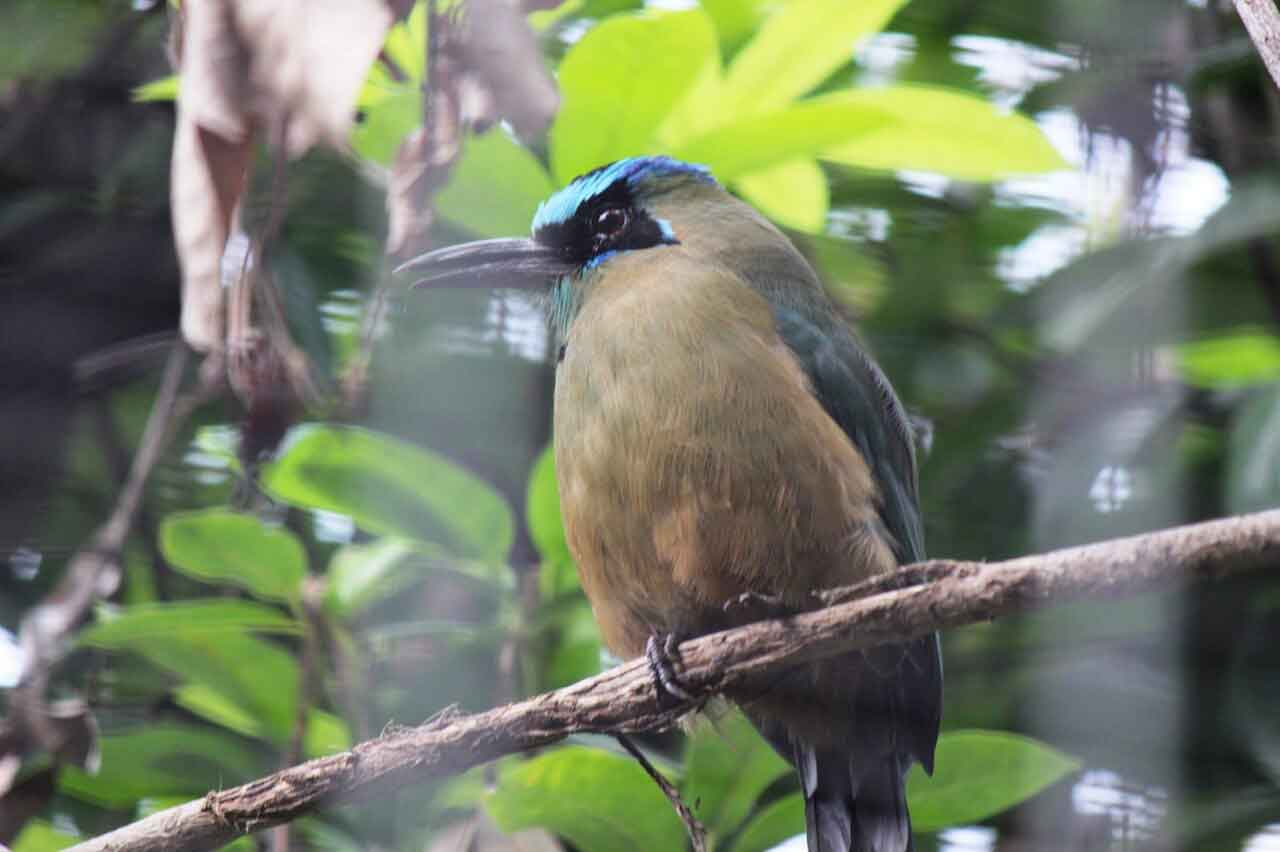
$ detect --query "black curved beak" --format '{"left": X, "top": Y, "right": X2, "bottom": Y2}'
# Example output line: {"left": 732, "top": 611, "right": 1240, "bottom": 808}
{"left": 396, "top": 238, "right": 574, "bottom": 290}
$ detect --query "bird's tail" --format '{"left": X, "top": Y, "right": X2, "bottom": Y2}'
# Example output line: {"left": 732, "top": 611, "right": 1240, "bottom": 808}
{"left": 795, "top": 743, "right": 912, "bottom": 852}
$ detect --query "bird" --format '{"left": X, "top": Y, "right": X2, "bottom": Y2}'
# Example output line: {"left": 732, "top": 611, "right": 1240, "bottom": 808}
{"left": 401, "top": 156, "right": 942, "bottom": 852}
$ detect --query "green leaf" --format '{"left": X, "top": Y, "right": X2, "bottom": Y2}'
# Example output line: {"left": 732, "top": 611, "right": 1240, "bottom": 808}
{"left": 701, "top": 0, "right": 771, "bottom": 54}
{"left": 1176, "top": 329, "right": 1280, "bottom": 389}
{"left": 728, "top": 793, "right": 804, "bottom": 852}
{"left": 719, "top": 0, "right": 906, "bottom": 116}
{"left": 485, "top": 746, "right": 687, "bottom": 852}
{"left": 682, "top": 711, "right": 792, "bottom": 837}
{"left": 79, "top": 600, "right": 300, "bottom": 648}
{"left": 174, "top": 682, "right": 263, "bottom": 738}
{"left": 325, "top": 537, "right": 421, "bottom": 618}
{"left": 160, "top": 509, "right": 307, "bottom": 602}
{"left": 734, "top": 158, "right": 829, "bottom": 233}
{"left": 906, "top": 730, "right": 1080, "bottom": 831}
{"left": 59, "top": 725, "right": 263, "bottom": 809}
{"left": 304, "top": 709, "right": 353, "bottom": 758}
{"left": 133, "top": 75, "right": 179, "bottom": 103}
{"left": 675, "top": 99, "right": 890, "bottom": 181}
{"left": 819, "top": 86, "right": 1066, "bottom": 179}
{"left": 526, "top": 445, "right": 572, "bottom": 568}
{"left": 438, "top": 130, "right": 556, "bottom": 237}
{"left": 383, "top": 1, "right": 427, "bottom": 82}
{"left": 262, "top": 424, "right": 515, "bottom": 564}
{"left": 541, "top": 600, "right": 601, "bottom": 689}
{"left": 11, "top": 820, "right": 79, "bottom": 852}
{"left": 1226, "top": 384, "right": 1280, "bottom": 515}
{"left": 351, "top": 88, "right": 420, "bottom": 166}
{"left": 550, "top": 10, "right": 718, "bottom": 182}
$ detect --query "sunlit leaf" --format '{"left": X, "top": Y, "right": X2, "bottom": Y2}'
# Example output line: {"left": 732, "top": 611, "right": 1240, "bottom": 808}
{"left": 906, "top": 730, "right": 1080, "bottom": 831}
{"left": 550, "top": 10, "right": 718, "bottom": 182}
{"left": 675, "top": 100, "right": 890, "bottom": 181}
{"left": 59, "top": 725, "right": 263, "bottom": 809}
{"left": 11, "top": 820, "right": 79, "bottom": 852}
{"left": 719, "top": 0, "right": 906, "bottom": 116}
{"left": 326, "top": 537, "right": 421, "bottom": 618}
{"left": 383, "top": 0, "right": 427, "bottom": 82}
{"left": 729, "top": 793, "right": 804, "bottom": 852}
{"left": 734, "top": 158, "right": 829, "bottom": 232}
{"left": 682, "top": 711, "right": 791, "bottom": 837}
{"left": 304, "top": 709, "right": 353, "bottom": 758}
{"left": 701, "top": 0, "right": 771, "bottom": 55}
{"left": 79, "top": 600, "right": 300, "bottom": 647}
{"left": 262, "top": 425, "right": 515, "bottom": 564}
{"left": 1226, "top": 384, "right": 1280, "bottom": 515}
{"left": 438, "top": 130, "right": 556, "bottom": 237}
{"left": 1176, "top": 329, "right": 1280, "bottom": 389}
{"left": 132, "top": 75, "right": 179, "bottom": 102}
{"left": 485, "top": 746, "right": 687, "bottom": 852}
{"left": 351, "top": 88, "right": 420, "bottom": 166}
{"left": 160, "top": 508, "right": 307, "bottom": 602}
{"left": 819, "top": 86, "right": 1066, "bottom": 179}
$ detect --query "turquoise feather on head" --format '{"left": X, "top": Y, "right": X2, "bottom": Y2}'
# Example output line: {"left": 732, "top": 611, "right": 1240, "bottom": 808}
{"left": 531, "top": 156, "right": 714, "bottom": 234}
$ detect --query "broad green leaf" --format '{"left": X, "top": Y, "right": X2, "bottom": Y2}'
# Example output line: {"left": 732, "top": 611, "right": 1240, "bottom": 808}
{"left": 351, "top": 88, "right": 420, "bottom": 166}
{"left": 729, "top": 793, "right": 804, "bottom": 852}
{"left": 541, "top": 600, "right": 601, "bottom": 688}
{"left": 325, "top": 537, "right": 422, "bottom": 618}
{"left": 485, "top": 746, "right": 687, "bottom": 852}
{"left": 304, "top": 709, "right": 353, "bottom": 758}
{"left": 719, "top": 0, "right": 906, "bottom": 116}
{"left": 11, "top": 820, "right": 79, "bottom": 852}
{"left": 262, "top": 424, "right": 515, "bottom": 564}
{"left": 160, "top": 509, "right": 307, "bottom": 602}
{"left": 133, "top": 75, "right": 178, "bottom": 103}
{"left": 383, "top": 1, "right": 428, "bottom": 82}
{"left": 682, "top": 711, "right": 791, "bottom": 837}
{"left": 906, "top": 730, "right": 1080, "bottom": 831}
{"left": 79, "top": 600, "right": 300, "bottom": 647}
{"left": 174, "top": 682, "right": 263, "bottom": 738}
{"left": 117, "top": 626, "right": 300, "bottom": 745}
{"left": 675, "top": 99, "right": 891, "bottom": 181}
{"left": 1176, "top": 329, "right": 1280, "bottom": 389}
{"left": 701, "top": 0, "right": 772, "bottom": 54}
{"left": 438, "top": 130, "right": 556, "bottom": 237}
{"left": 819, "top": 86, "right": 1066, "bottom": 179}
{"left": 526, "top": 445, "right": 572, "bottom": 569}
{"left": 734, "top": 158, "right": 829, "bottom": 232}
{"left": 1226, "top": 384, "right": 1280, "bottom": 515}
{"left": 550, "top": 11, "right": 718, "bottom": 182}
{"left": 59, "top": 725, "right": 263, "bottom": 809}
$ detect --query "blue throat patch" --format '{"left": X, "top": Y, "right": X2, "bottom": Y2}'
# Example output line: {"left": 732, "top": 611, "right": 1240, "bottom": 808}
{"left": 531, "top": 156, "right": 714, "bottom": 233}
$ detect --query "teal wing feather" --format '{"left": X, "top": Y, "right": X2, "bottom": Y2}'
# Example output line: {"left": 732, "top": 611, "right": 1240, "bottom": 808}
{"left": 773, "top": 306, "right": 943, "bottom": 774}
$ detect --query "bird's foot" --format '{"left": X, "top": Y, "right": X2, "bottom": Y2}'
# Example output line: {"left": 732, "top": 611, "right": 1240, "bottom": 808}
{"left": 722, "top": 590, "right": 787, "bottom": 615}
{"left": 646, "top": 632, "right": 695, "bottom": 706}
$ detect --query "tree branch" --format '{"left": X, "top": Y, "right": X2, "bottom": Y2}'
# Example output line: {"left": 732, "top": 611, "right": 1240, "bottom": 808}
{"left": 1236, "top": 0, "right": 1280, "bottom": 92}
{"left": 67, "top": 509, "right": 1280, "bottom": 852}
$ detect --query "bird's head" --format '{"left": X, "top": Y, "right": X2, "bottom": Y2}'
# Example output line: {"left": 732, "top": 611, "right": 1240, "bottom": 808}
{"left": 397, "top": 155, "right": 720, "bottom": 291}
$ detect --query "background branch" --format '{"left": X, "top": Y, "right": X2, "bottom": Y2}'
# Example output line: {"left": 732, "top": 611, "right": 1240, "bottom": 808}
{"left": 65, "top": 508, "right": 1280, "bottom": 852}
{"left": 1235, "top": 0, "right": 1280, "bottom": 91}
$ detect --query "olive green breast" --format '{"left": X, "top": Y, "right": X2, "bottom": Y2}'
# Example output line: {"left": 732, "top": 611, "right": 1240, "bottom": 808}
{"left": 552, "top": 248, "right": 894, "bottom": 659}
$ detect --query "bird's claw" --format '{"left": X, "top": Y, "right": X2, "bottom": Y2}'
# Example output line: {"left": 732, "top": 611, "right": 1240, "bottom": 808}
{"left": 722, "top": 590, "right": 787, "bottom": 614}
{"left": 646, "top": 633, "right": 695, "bottom": 706}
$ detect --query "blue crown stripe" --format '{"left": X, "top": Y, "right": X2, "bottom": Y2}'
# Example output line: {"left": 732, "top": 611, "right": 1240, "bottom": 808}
{"left": 532, "top": 156, "right": 713, "bottom": 233}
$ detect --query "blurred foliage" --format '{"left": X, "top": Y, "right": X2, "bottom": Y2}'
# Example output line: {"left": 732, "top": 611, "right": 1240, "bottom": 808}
{"left": 3, "top": 0, "right": 1280, "bottom": 849}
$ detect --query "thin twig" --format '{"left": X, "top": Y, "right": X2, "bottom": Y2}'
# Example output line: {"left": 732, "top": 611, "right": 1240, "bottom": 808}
{"left": 616, "top": 734, "right": 707, "bottom": 852}
{"left": 65, "top": 508, "right": 1280, "bottom": 852}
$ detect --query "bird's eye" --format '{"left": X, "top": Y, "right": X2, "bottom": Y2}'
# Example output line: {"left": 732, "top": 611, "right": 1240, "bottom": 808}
{"left": 591, "top": 206, "right": 630, "bottom": 248}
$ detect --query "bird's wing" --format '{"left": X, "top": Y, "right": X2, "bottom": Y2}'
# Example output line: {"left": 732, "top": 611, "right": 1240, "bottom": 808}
{"left": 772, "top": 305, "right": 942, "bottom": 773}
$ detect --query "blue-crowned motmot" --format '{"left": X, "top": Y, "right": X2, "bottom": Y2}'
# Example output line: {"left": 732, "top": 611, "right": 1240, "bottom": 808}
{"left": 402, "top": 156, "right": 942, "bottom": 852}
